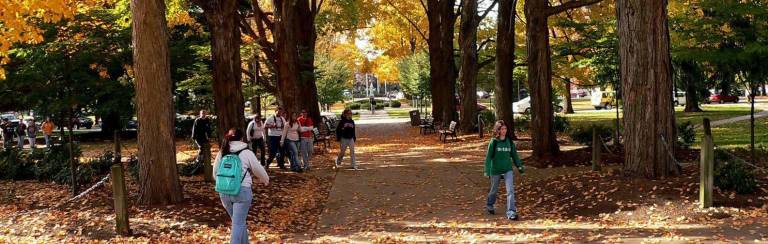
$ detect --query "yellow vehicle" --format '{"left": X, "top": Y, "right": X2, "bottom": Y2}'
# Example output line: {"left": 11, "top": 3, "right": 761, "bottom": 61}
{"left": 591, "top": 91, "right": 617, "bottom": 110}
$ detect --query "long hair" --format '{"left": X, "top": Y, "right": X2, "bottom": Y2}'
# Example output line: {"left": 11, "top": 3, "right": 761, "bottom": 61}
{"left": 342, "top": 109, "right": 352, "bottom": 120}
{"left": 492, "top": 120, "right": 508, "bottom": 140}
{"left": 221, "top": 128, "right": 244, "bottom": 153}
{"left": 287, "top": 113, "right": 298, "bottom": 128}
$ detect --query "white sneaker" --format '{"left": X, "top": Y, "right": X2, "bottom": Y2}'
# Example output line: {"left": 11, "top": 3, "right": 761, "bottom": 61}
{"left": 335, "top": 159, "right": 341, "bottom": 168}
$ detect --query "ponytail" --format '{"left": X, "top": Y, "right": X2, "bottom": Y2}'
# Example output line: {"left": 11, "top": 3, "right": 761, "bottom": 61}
{"left": 221, "top": 128, "right": 244, "bottom": 153}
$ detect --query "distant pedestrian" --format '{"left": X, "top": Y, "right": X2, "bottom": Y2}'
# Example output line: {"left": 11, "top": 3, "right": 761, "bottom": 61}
{"left": 484, "top": 120, "right": 524, "bottom": 220}
{"left": 192, "top": 110, "right": 212, "bottom": 168}
{"left": 42, "top": 117, "right": 55, "bottom": 148}
{"left": 280, "top": 113, "right": 302, "bottom": 172}
{"left": 297, "top": 109, "right": 315, "bottom": 171}
{"left": 16, "top": 120, "right": 27, "bottom": 149}
{"left": 26, "top": 118, "right": 37, "bottom": 150}
{"left": 265, "top": 107, "right": 286, "bottom": 169}
{"left": 1, "top": 119, "right": 13, "bottom": 149}
{"left": 213, "top": 128, "right": 269, "bottom": 244}
{"left": 246, "top": 114, "right": 266, "bottom": 164}
{"left": 335, "top": 109, "right": 357, "bottom": 170}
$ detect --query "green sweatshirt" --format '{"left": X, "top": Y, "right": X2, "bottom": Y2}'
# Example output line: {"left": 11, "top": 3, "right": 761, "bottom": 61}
{"left": 484, "top": 138, "right": 523, "bottom": 176}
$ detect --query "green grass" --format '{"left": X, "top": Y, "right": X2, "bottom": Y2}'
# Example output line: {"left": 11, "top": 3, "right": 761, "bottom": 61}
{"left": 694, "top": 117, "right": 768, "bottom": 148}
{"left": 386, "top": 107, "right": 432, "bottom": 119}
{"left": 565, "top": 104, "right": 754, "bottom": 130}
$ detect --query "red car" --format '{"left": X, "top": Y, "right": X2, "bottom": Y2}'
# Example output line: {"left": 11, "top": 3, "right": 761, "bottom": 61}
{"left": 708, "top": 94, "right": 739, "bottom": 104}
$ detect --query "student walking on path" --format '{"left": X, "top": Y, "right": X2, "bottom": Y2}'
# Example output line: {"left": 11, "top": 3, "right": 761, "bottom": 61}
{"left": 265, "top": 107, "right": 287, "bottom": 169}
{"left": 281, "top": 113, "right": 302, "bottom": 172}
{"left": 26, "top": 119, "right": 37, "bottom": 150}
{"left": 213, "top": 128, "right": 269, "bottom": 244}
{"left": 1, "top": 119, "right": 13, "bottom": 149}
{"left": 297, "top": 109, "right": 315, "bottom": 171}
{"left": 484, "top": 120, "right": 525, "bottom": 220}
{"left": 246, "top": 114, "right": 266, "bottom": 164}
{"left": 192, "top": 110, "right": 212, "bottom": 169}
{"left": 16, "top": 120, "right": 27, "bottom": 149}
{"left": 42, "top": 118, "right": 55, "bottom": 148}
{"left": 335, "top": 109, "right": 357, "bottom": 170}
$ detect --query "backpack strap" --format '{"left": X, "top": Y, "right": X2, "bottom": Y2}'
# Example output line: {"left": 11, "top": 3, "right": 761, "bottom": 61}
{"left": 490, "top": 139, "right": 498, "bottom": 160}
{"left": 231, "top": 149, "right": 256, "bottom": 184}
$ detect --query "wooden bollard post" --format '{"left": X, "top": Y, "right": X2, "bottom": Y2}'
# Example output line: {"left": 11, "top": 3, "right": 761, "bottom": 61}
{"left": 700, "top": 118, "right": 714, "bottom": 208}
{"left": 111, "top": 164, "right": 131, "bottom": 235}
{"left": 203, "top": 143, "right": 213, "bottom": 182}
{"left": 592, "top": 126, "right": 602, "bottom": 171}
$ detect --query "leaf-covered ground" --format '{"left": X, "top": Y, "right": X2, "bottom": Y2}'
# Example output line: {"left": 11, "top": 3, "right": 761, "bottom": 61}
{"left": 1, "top": 121, "right": 767, "bottom": 243}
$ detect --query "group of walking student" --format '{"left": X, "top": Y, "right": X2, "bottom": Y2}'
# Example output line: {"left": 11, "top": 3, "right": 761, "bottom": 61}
{"left": 198, "top": 107, "right": 358, "bottom": 244}
{"left": 0, "top": 117, "right": 56, "bottom": 150}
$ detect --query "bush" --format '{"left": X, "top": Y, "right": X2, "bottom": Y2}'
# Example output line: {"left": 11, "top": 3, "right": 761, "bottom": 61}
{"left": 515, "top": 114, "right": 531, "bottom": 131}
{"left": 676, "top": 121, "right": 695, "bottom": 149}
{"left": 35, "top": 143, "right": 82, "bottom": 184}
{"left": 391, "top": 100, "right": 402, "bottom": 108}
{"left": 553, "top": 115, "right": 570, "bottom": 133}
{"left": 568, "top": 125, "right": 614, "bottom": 146}
{"left": 478, "top": 110, "right": 496, "bottom": 130}
{"left": 345, "top": 103, "right": 361, "bottom": 110}
{"left": 0, "top": 149, "right": 36, "bottom": 180}
{"left": 375, "top": 104, "right": 385, "bottom": 110}
{"left": 714, "top": 150, "right": 757, "bottom": 194}
{"left": 175, "top": 117, "right": 218, "bottom": 139}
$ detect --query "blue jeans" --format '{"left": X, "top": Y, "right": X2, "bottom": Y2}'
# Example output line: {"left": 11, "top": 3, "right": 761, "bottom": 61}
{"left": 220, "top": 187, "right": 253, "bottom": 244}
{"left": 486, "top": 170, "right": 518, "bottom": 218}
{"left": 299, "top": 137, "right": 313, "bottom": 170}
{"left": 285, "top": 140, "right": 300, "bottom": 171}
{"left": 17, "top": 135, "right": 25, "bottom": 148}
{"left": 266, "top": 136, "right": 284, "bottom": 168}
{"left": 44, "top": 134, "right": 52, "bottom": 148}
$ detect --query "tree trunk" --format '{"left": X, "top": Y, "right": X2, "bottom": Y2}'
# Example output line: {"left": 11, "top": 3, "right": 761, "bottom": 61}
{"left": 617, "top": 0, "right": 679, "bottom": 178}
{"left": 495, "top": 0, "right": 517, "bottom": 138}
{"left": 458, "top": 0, "right": 479, "bottom": 133}
{"left": 200, "top": 0, "right": 245, "bottom": 138}
{"left": 130, "top": 0, "right": 184, "bottom": 205}
{"left": 100, "top": 112, "right": 121, "bottom": 138}
{"left": 525, "top": 0, "right": 559, "bottom": 160}
{"left": 564, "top": 79, "right": 575, "bottom": 114}
{"left": 273, "top": 0, "right": 302, "bottom": 116}
{"left": 427, "top": 0, "right": 458, "bottom": 125}
{"left": 67, "top": 110, "right": 78, "bottom": 196}
{"left": 296, "top": 3, "right": 322, "bottom": 124}
{"left": 681, "top": 61, "right": 703, "bottom": 112}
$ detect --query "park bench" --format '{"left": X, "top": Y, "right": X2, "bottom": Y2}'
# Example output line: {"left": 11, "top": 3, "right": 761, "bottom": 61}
{"left": 313, "top": 122, "right": 333, "bottom": 151}
{"left": 419, "top": 116, "right": 436, "bottom": 135}
{"left": 438, "top": 121, "right": 458, "bottom": 143}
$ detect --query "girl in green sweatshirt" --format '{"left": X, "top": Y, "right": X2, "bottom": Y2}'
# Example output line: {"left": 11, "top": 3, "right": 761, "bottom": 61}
{"left": 484, "top": 120, "right": 524, "bottom": 220}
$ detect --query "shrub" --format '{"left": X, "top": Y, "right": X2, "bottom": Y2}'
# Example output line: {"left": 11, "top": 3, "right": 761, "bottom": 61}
{"left": 345, "top": 103, "right": 361, "bottom": 110}
{"left": 175, "top": 117, "right": 218, "bottom": 139}
{"left": 568, "top": 125, "right": 614, "bottom": 146}
{"left": 676, "top": 121, "right": 696, "bottom": 149}
{"left": 478, "top": 110, "right": 496, "bottom": 130}
{"left": 0, "top": 149, "right": 35, "bottom": 180}
{"left": 375, "top": 104, "right": 385, "bottom": 110}
{"left": 553, "top": 115, "right": 570, "bottom": 133}
{"left": 515, "top": 114, "right": 531, "bottom": 131}
{"left": 35, "top": 143, "right": 82, "bottom": 183}
{"left": 391, "top": 100, "right": 402, "bottom": 108}
{"left": 714, "top": 150, "right": 757, "bottom": 194}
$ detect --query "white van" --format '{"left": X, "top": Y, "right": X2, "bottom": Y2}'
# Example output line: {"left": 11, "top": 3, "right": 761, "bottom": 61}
{"left": 674, "top": 91, "right": 687, "bottom": 106}
{"left": 591, "top": 91, "right": 616, "bottom": 110}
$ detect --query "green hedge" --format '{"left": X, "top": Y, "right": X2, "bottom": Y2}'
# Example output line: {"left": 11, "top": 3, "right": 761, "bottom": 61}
{"left": 568, "top": 125, "right": 614, "bottom": 146}
{"left": 391, "top": 100, "right": 402, "bottom": 108}
{"left": 0, "top": 144, "right": 115, "bottom": 186}
{"left": 714, "top": 150, "right": 757, "bottom": 194}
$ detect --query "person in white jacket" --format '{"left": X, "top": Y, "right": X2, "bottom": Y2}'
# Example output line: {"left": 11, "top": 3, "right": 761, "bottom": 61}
{"left": 213, "top": 128, "right": 269, "bottom": 244}
{"left": 246, "top": 114, "right": 266, "bottom": 164}
{"left": 280, "top": 113, "right": 303, "bottom": 172}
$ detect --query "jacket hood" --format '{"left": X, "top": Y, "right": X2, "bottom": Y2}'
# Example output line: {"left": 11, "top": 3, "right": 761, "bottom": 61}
{"left": 228, "top": 141, "right": 248, "bottom": 152}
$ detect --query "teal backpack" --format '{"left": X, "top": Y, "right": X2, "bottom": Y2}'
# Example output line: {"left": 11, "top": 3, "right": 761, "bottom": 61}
{"left": 215, "top": 150, "right": 250, "bottom": 195}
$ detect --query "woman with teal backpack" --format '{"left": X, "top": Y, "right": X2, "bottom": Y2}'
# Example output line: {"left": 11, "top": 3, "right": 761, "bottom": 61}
{"left": 213, "top": 128, "right": 269, "bottom": 244}
{"left": 484, "top": 120, "right": 524, "bottom": 220}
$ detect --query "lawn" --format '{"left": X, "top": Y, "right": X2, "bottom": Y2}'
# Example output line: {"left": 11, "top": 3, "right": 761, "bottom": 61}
{"left": 695, "top": 117, "right": 768, "bottom": 148}
{"left": 565, "top": 104, "right": 755, "bottom": 129}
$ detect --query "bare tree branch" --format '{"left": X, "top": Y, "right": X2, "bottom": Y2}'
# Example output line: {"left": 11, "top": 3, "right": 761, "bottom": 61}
{"left": 384, "top": 0, "right": 429, "bottom": 42}
{"left": 478, "top": 0, "right": 499, "bottom": 23}
{"left": 547, "top": 0, "right": 603, "bottom": 16}
{"left": 478, "top": 38, "right": 495, "bottom": 51}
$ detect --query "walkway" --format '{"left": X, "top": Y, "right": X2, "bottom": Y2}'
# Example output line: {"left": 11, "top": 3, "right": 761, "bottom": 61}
{"left": 707, "top": 102, "right": 768, "bottom": 127}
{"left": 355, "top": 109, "right": 410, "bottom": 125}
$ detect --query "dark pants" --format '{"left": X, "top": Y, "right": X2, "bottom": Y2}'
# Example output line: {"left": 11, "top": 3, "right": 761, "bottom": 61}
{"left": 250, "top": 137, "right": 267, "bottom": 165}
{"left": 195, "top": 140, "right": 211, "bottom": 167}
{"left": 266, "top": 136, "right": 285, "bottom": 169}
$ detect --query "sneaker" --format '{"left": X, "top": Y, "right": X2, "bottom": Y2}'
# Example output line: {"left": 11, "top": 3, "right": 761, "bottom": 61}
{"left": 507, "top": 215, "right": 519, "bottom": 221}
{"left": 487, "top": 209, "right": 495, "bottom": 215}
{"left": 353, "top": 165, "right": 358, "bottom": 170}
{"left": 335, "top": 159, "right": 341, "bottom": 167}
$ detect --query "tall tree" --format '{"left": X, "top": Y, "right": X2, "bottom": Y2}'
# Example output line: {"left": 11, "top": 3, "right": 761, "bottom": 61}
{"left": 458, "top": 0, "right": 497, "bottom": 132}
{"left": 617, "top": 0, "right": 679, "bottom": 178}
{"left": 494, "top": 0, "right": 518, "bottom": 138}
{"left": 192, "top": 0, "right": 246, "bottom": 138}
{"left": 524, "top": 0, "right": 602, "bottom": 161}
{"left": 131, "top": 0, "right": 184, "bottom": 204}
{"left": 426, "top": 0, "right": 459, "bottom": 124}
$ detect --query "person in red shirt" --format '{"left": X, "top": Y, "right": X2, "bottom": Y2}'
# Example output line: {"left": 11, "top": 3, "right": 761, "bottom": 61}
{"left": 297, "top": 109, "right": 315, "bottom": 171}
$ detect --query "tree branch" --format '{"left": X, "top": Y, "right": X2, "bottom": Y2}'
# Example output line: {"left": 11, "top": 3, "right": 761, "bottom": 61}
{"left": 479, "top": 57, "right": 495, "bottom": 68}
{"left": 478, "top": 0, "right": 499, "bottom": 23}
{"left": 384, "top": 0, "right": 429, "bottom": 42}
{"left": 547, "top": 0, "right": 603, "bottom": 16}
{"left": 477, "top": 38, "right": 495, "bottom": 51}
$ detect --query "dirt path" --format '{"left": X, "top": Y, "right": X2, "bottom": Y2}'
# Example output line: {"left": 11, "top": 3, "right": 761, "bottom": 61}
{"left": 301, "top": 122, "right": 767, "bottom": 243}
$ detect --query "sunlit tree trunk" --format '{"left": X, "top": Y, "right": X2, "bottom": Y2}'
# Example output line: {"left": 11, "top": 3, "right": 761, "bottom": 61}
{"left": 427, "top": 0, "right": 458, "bottom": 124}
{"left": 495, "top": 0, "right": 518, "bottom": 138}
{"left": 458, "top": 0, "right": 479, "bottom": 133}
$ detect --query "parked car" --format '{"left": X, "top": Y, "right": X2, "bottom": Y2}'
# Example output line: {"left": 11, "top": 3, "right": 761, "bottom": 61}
{"left": 674, "top": 91, "right": 687, "bottom": 106}
{"left": 1, "top": 113, "right": 20, "bottom": 127}
{"left": 455, "top": 96, "right": 489, "bottom": 111}
{"left": 708, "top": 94, "right": 739, "bottom": 104}
{"left": 126, "top": 120, "right": 139, "bottom": 130}
{"left": 591, "top": 91, "right": 617, "bottom": 110}
{"left": 512, "top": 96, "right": 564, "bottom": 114}
{"left": 75, "top": 117, "right": 94, "bottom": 129}
{"left": 570, "top": 89, "right": 588, "bottom": 98}
{"left": 477, "top": 91, "right": 492, "bottom": 99}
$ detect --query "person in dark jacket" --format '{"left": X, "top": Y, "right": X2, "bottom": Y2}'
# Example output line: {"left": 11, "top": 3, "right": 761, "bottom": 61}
{"left": 192, "top": 110, "right": 212, "bottom": 168}
{"left": 1, "top": 119, "right": 14, "bottom": 150}
{"left": 335, "top": 109, "right": 357, "bottom": 170}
